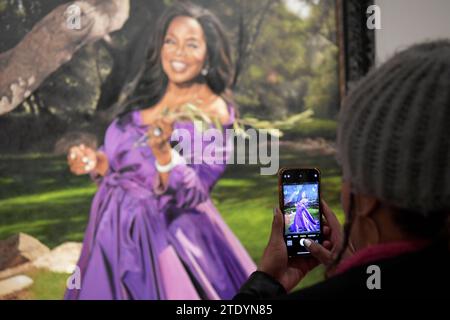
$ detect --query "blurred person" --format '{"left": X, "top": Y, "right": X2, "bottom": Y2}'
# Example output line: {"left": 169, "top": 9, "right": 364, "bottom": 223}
{"left": 235, "top": 40, "right": 450, "bottom": 299}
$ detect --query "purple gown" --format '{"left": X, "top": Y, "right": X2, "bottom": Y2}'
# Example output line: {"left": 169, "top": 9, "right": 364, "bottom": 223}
{"left": 65, "top": 104, "right": 255, "bottom": 300}
{"left": 289, "top": 199, "right": 318, "bottom": 233}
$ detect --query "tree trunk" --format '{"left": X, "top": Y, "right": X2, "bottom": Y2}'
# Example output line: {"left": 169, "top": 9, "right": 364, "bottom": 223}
{"left": 0, "top": 0, "right": 130, "bottom": 115}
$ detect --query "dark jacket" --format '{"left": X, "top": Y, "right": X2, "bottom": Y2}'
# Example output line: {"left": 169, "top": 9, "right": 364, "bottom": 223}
{"left": 234, "top": 241, "right": 449, "bottom": 299}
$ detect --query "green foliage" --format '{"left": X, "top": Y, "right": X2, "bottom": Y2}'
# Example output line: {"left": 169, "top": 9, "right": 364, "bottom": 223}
{"left": 38, "top": 44, "right": 105, "bottom": 119}
{"left": 0, "top": 0, "right": 7, "bottom": 13}
{"left": 228, "top": 0, "right": 339, "bottom": 119}
{"left": 303, "top": 45, "right": 339, "bottom": 118}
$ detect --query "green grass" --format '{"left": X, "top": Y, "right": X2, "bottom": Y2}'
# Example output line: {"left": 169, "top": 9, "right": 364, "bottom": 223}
{"left": 0, "top": 144, "right": 343, "bottom": 299}
{"left": 25, "top": 269, "right": 69, "bottom": 300}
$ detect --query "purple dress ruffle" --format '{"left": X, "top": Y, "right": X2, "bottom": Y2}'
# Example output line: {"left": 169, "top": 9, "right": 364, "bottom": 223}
{"left": 65, "top": 104, "right": 256, "bottom": 300}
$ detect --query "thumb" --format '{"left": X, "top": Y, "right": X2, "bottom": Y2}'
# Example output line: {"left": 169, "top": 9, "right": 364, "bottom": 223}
{"left": 269, "top": 208, "right": 284, "bottom": 243}
{"left": 304, "top": 239, "right": 333, "bottom": 265}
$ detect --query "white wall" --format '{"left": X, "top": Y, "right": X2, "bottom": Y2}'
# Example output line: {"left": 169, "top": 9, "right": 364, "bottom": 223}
{"left": 375, "top": 0, "right": 450, "bottom": 65}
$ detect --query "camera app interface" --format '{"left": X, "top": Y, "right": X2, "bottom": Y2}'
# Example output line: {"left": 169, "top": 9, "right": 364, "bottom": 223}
{"left": 283, "top": 181, "right": 321, "bottom": 254}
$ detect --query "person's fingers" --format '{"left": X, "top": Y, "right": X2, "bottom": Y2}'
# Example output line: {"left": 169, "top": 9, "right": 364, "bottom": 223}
{"left": 73, "top": 169, "right": 84, "bottom": 176}
{"left": 160, "top": 119, "right": 173, "bottom": 140}
{"left": 148, "top": 119, "right": 171, "bottom": 145}
{"left": 69, "top": 146, "right": 79, "bottom": 155}
{"left": 161, "top": 116, "right": 174, "bottom": 125}
{"left": 321, "top": 200, "right": 340, "bottom": 228}
{"left": 304, "top": 239, "right": 333, "bottom": 265}
{"left": 84, "top": 156, "right": 96, "bottom": 172}
{"left": 289, "top": 256, "right": 317, "bottom": 270}
{"left": 148, "top": 134, "right": 164, "bottom": 148}
{"left": 269, "top": 208, "right": 284, "bottom": 244}
{"left": 69, "top": 145, "right": 92, "bottom": 159}
{"left": 156, "top": 117, "right": 171, "bottom": 125}
{"left": 323, "top": 225, "right": 330, "bottom": 236}
{"left": 67, "top": 146, "right": 79, "bottom": 161}
{"left": 68, "top": 147, "right": 86, "bottom": 170}
{"left": 148, "top": 126, "right": 161, "bottom": 143}
{"left": 71, "top": 162, "right": 88, "bottom": 173}
{"left": 70, "top": 165, "right": 85, "bottom": 175}
{"left": 68, "top": 145, "right": 97, "bottom": 174}
{"left": 323, "top": 240, "right": 332, "bottom": 249}
{"left": 85, "top": 148, "right": 97, "bottom": 162}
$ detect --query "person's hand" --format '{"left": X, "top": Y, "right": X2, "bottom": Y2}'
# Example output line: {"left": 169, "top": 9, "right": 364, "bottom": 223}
{"left": 67, "top": 144, "right": 108, "bottom": 176}
{"left": 304, "top": 200, "right": 353, "bottom": 276}
{"left": 67, "top": 144, "right": 97, "bottom": 175}
{"left": 147, "top": 117, "right": 174, "bottom": 165}
{"left": 258, "top": 208, "right": 333, "bottom": 292}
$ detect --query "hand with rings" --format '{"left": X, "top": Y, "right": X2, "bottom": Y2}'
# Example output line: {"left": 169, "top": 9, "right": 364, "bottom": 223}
{"left": 67, "top": 144, "right": 98, "bottom": 175}
{"left": 147, "top": 117, "right": 174, "bottom": 165}
{"left": 152, "top": 126, "right": 162, "bottom": 137}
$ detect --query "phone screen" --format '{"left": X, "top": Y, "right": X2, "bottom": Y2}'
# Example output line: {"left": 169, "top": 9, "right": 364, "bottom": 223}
{"left": 279, "top": 168, "right": 322, "bottom": 256}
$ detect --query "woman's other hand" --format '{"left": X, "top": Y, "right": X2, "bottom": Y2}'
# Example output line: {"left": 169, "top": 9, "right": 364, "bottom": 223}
{"left": 67, "top": 144, "right": 108, "bottom": 176}
{"left": 304, "top": 200, "right": 350, "bottom": 276}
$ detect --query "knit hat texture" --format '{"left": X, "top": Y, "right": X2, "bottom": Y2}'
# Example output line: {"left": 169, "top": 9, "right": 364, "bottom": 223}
{"left": 338, "top": 40, "right": 450, "bottom": 214}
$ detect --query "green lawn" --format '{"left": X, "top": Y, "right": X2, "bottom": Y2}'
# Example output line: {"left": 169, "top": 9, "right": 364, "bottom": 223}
{"left": 0, "top": 143, "right": 343, "bottom": 299}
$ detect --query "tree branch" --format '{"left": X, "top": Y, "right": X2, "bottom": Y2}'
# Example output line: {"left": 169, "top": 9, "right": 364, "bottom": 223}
{"left": 232, "top": 0, "right": 277, "bottom": 86}
{"left": 0, "top": 0, "right": 130, "bottom": 115}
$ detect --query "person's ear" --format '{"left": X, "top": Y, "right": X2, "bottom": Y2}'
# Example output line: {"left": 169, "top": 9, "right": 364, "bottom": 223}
{"left": 354, "top": 193, "right": 380, "bottom": 218}
{"left": 353, "top": 193, "right": 381, "bottom": 246}
{"left": 341, "top": 180, "right": 352, "bottom": 219}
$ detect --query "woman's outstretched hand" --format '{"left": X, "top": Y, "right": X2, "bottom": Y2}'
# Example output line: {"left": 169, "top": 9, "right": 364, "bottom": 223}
{"left": 67, "top": 144, "right": 108, "bottom": 176}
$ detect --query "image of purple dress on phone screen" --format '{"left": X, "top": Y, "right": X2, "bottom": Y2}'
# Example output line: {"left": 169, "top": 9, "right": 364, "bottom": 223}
{"left": 289, "top": 192, "right": 319, "bottom": 233}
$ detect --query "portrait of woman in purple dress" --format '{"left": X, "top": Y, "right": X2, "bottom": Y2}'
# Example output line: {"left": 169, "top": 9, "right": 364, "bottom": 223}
{"left": 64, "top": 2, "right": 255, "bottom": 300}
{"left": 289, "top": 191, "right": 319, "bottom": 233}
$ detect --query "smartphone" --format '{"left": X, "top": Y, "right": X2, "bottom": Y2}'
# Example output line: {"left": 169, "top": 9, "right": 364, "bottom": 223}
{"left": 278, "top": 168, "right": 322, "bottom": 257}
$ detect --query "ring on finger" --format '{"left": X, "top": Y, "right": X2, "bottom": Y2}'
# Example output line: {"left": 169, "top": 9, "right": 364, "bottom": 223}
{"left": 84, "top": 160, "right": 95, "bottom": 172}
{"left": 153, "top": 127, "right": 162, "bottom": 137}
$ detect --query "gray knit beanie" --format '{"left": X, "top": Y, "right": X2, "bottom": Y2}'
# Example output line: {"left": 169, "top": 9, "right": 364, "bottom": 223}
{"left": 337, "top": 40, "right": 450, "bottom": 215}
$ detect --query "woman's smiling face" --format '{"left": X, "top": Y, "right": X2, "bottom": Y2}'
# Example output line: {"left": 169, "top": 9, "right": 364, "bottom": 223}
{"left": 161, "top": 16, "right": 208, "bottom": 85}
